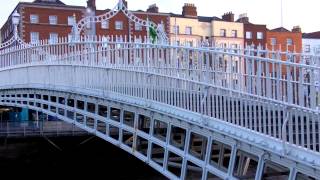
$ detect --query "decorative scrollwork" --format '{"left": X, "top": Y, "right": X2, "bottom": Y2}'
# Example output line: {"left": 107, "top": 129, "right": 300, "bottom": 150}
{"left": 74, "top": 0, "right": 168, "bottom": 43}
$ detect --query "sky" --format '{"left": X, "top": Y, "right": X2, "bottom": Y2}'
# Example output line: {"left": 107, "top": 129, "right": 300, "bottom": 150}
{"left": 0, "top": 0, "right": 319, "bottom": 33}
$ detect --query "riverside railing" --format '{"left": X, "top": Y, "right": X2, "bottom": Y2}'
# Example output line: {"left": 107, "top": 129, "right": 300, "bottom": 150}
{"left": 0, "top": 36, "right": 319, "bottom": 153}
{"left": 0, "top": 120, "right": 88, "bottom": 138}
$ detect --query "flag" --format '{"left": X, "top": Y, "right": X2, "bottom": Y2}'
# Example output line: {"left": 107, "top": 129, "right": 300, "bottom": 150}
{"left": 149, "top": 26, "right": 157, "bottom": 44}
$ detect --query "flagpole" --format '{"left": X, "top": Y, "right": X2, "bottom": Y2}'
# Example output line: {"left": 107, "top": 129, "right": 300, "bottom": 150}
{"left": 281, "top": 0, "right": 283, "bottom": 27}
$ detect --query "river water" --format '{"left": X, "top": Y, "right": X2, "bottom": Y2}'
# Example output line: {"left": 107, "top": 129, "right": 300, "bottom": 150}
{"left": 0, "top": 136, "right": 168, "bottom": 179}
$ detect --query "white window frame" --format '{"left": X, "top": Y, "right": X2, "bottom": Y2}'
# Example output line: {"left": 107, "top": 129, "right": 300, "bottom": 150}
{"left": 101, "top": 20, "right": 109, "bottom": 29}
{"left": 68, "top": 16, "right": 75, "bottom": 26}
{"left": 271, "top": 38, "right": 277, "bottom": 46}
{"left": 30, "top": 32, "right": 39, "bottom": 44}
{"left": 185, "top": 26, "right": 192, "bottom": 35}
{"left": 49, "top": 33, "right": 58, "bottom": 44}
{"left": 30, "top": 14, "right": 39, "bottom": 24}
{"left": 231, "top": 30, "right": 237, "bottom": 38}
{"left": 287, "top": 38, "right": 293, "bottom": 46}
{"left": 115, "top": 21, "right": 123, "bottom": 30}
{"left": 305, "top": 45, "right": 311, "bottom": 53}
{"left": 257, "top": 32, "right": 263, "bottom": 40}
{"left": 220, "top": 29, "right": 226, "bottom": 37}
{"left": 246, "top": 32, "right": 252, "bottom": 39}
{"left": 49, "top": 15, "right": 57, "bottom": 25}
{"left": 135, "top": 23, "right": 142, "bottom": 31}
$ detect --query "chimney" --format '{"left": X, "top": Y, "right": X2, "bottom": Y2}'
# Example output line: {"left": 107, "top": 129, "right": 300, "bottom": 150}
{"left": 222, "top": 12, "right": 235, "bottom": 22}
{"left": 87, "top": 0, "right": 96, "bottom": 10}
{"left": 237, "top": 13, "right": 249, "bottom": 23}
{"left": 292, "top": 26, "right": 301, "bottom": 33}
{"left": 182, "top": 3, "right": 197, "bottom": 17}
{"left": 147, "top": 4, "right": 159, "bottom": 13}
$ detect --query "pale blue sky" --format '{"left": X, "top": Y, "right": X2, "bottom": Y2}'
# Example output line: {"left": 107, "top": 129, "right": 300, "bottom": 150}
{"left": 0, "top": 0, "right": 319, "bottom": 33}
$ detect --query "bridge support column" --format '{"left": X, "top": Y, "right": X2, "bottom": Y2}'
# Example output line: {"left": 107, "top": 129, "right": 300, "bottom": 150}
{"left": 288, "top": 167, "right": 297, "bottom": 180}
{"left": 119, "top": 108, "right": 124, "bottom": 144}
{"left": 163, "top": 122, "right": 171, "bottom": 171}
{"left": 147, "top": 116, "right": 155, "bottom": 164}
{"left": 181, "top": 130, "right": 191, "bottom": 180}
{"left": 202, "top": 136, "right": 213, "bottom": 180}
{"left": 255, "top": 156, "right": 265, "bottom": 180}
{"left": 132, "top": 111, "right": 139, "bottom": 152}
{"left": 227, "top": 144, "right": 237, "bottom": 177}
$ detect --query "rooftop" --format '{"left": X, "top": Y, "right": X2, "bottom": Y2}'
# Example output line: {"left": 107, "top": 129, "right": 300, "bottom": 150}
{"left": 303, "top": 31, "right": 320, "bottom": 39}
{"left": 270, "top": 27, "right": 290, "bottom": 32}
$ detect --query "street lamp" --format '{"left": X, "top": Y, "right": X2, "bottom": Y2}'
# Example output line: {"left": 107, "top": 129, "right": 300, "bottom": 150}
{"left": 12, "top": 10, "right": 21, "bottom": 40}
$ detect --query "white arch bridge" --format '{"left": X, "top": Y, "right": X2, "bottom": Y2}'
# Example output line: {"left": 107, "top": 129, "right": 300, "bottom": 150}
{"left": 0, "top": 37, "right": 319, "bottom": 180}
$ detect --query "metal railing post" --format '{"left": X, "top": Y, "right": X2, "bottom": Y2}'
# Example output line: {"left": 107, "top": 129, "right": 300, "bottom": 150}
{"left": 281, "top": 106, "right": 292, "bottom": 155}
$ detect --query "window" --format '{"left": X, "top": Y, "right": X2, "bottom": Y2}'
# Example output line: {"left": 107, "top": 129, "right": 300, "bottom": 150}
{"left": 173, "top": 25, "right": 179, "bottom": 34}
{"left": 30, "top": 14, "right": 39, "bottom": 24}
{"left": 187, "top": 41, "right": 193, "bottom": 47}
{"left": 68, "top": 16, "right": 75, "bottom": 26}
{"left": 135, "top": 23, "right": 142, "bottom": 31}
{"left": 257, "top": 32, "right": 263, "bottom": 39}
{"left": 305, "top": 45, "right": 311, "bottom": 53}
{"left": 49, "top": 33, "right": 58, "bottom": 44}
{"left": 30, "top": 32, "right": 39, "bottom": 44}
{"left": 220, "top": 29, "right": 226, "bottom": 37}
{"left": 246, "top": 31, "right": 252, "bottom": 39}
{"left": 185, "top": 26, "right": 192, "bottom": 35}
{"left": 68, "top": 34, "right": 73, "bottom": 43}
{"left": 115, "top": 21, "right": 123, "bottom": 30}
{"left": 231, "top": 30, "right": 237, "bottom": 38}
{"left": 101, "top": 20, "right": 109, "bottom": 29}
{"left": 271, "top": 38, "right": 277, "bottom": 46}
{"left": 49, "top": 15, "right": 57, "bottom": 25}
{"left": 287, "top": 38, "right": 293, "bottom": 46}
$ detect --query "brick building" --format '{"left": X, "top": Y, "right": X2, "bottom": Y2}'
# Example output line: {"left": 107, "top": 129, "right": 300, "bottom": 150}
{"left": 237, "top": 14, "right": 267, "bottom": 49}
{"left": 1, "top": 0, "right": 85, "bottom": 43}
{"left": 1, "top": 0, "right": 170, "bottom": 44}
{"left": 169, "top": 3, "right": 244, "bottom": 48}
{"left": 266, "top": 26, "right": 302, "bottom": 53}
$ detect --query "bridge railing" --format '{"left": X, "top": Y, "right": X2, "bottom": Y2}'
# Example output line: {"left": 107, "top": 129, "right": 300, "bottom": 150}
{"left": 0, "top": 36, "right": 319, "bottom": 153}
{"left": 0, "top": 36, "right": 319, "bottom": 110}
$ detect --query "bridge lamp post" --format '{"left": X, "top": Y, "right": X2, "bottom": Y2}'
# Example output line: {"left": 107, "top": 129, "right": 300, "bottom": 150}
{"left": 12, "top": 10, "right": 21, "bottom": 40}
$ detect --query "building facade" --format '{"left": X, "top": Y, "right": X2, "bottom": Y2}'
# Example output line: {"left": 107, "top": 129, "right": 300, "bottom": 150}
{"left": 266, "top": 27, "right": 302, "bottom": 53}
{"left": 1, "top": 0, "right": 85, "bottom": 43}
{"left": 302, "top": 31, "right": 320, "bottom": 55}
{"left": 1, "top": 0, "right": 170, "bottom": 44}
{"left": 169, "top": 4, "right": 244, "bottom": 48}
{"left": 237, "top": 14, "right": 267, "bottom": 49}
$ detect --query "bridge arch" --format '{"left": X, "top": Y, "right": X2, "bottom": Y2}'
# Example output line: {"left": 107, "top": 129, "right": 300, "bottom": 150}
{"left": 0, "top": 64, "right": 318, "bottom": 180}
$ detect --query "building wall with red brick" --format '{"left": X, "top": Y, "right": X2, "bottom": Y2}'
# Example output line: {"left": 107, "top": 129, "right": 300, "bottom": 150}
{"left": 21, "top": 5, "right": 84, "bottom": 42}
{"left": 1, "top": 2, "right": 85, "bottom": 43}
{"left": 94, "top": 10, "right": 170, "bottom": 41}
{"left": 1, "top": 1, "right": 170, "bottom": 44}
{"left": 244, "top": 23, "right": 267, "bottom": 49}
{"left": 266, "top": 31, "right": 302, "bottom": 53}
{"left": 266, "top": 30, "right": 302, "bottom": 76}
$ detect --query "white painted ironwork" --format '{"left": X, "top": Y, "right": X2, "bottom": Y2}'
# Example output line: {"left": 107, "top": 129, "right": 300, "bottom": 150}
{"left": 0, "top": 32, "right": 319, "bottom": 179}
{"left": 72, "top": 0, "right": 168, "bottom": 44}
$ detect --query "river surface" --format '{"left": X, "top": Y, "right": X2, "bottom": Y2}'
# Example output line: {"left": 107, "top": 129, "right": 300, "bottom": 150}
{"left": 0, "top": 136, "right": 168, "bottom": 179}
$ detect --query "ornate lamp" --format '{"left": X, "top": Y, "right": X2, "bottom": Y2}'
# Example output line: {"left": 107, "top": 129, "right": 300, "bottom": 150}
{"left": 12, "top": 10, "right": 21, "bottom": 40}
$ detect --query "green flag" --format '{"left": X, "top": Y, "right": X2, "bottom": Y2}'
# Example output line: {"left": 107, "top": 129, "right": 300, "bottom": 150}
{"left": 149, "top": 26, "right": 157, "bottom": 44}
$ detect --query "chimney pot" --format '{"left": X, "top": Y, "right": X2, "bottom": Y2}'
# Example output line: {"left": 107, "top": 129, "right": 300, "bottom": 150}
{"left": 147, "top": 3, "right": 159, "bottom": 13}
{"left": 222, "top": 11, "right": 235, "bottom": 22}
{"left": 182, "top": 3, "right": 197, "bottom": 17}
